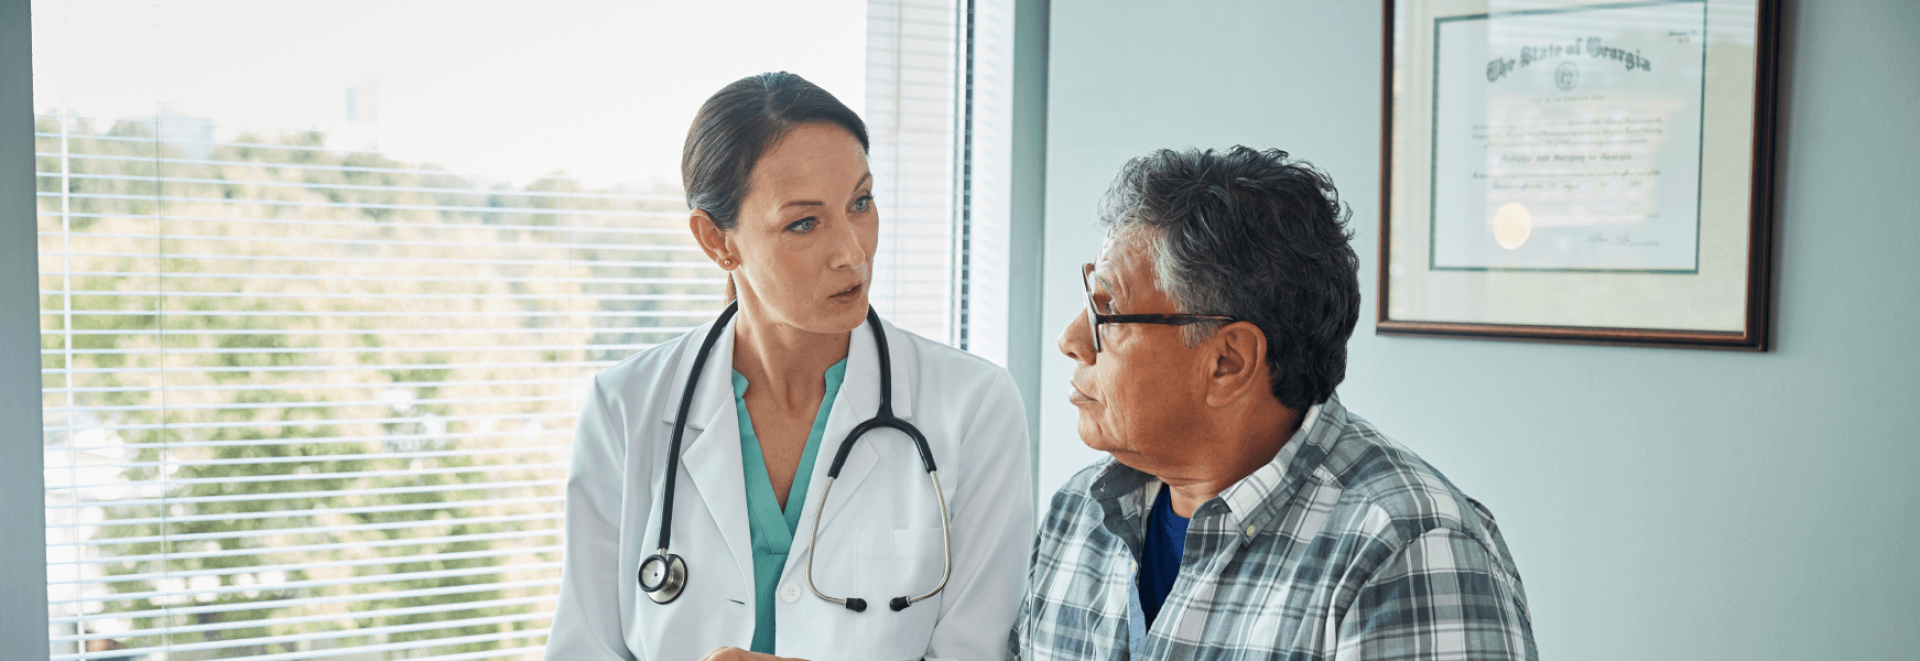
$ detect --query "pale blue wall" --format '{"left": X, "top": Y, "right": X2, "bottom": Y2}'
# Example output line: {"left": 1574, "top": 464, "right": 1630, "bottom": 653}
{"left": 1033, "top": 1, "right": 1920, "bottom": 658}
{"left": 0, "top": 0, "right": 50, "bottom": 656}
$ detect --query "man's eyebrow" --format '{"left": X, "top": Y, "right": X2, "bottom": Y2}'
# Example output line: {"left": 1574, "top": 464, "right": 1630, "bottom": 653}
{"left": 1092, "top": 271, "right": 1120, "bottom": 301}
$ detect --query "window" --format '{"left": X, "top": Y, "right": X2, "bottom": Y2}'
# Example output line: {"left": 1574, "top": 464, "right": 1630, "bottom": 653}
{"left": 36, "top": 2, "right": 977, "bottom": 658}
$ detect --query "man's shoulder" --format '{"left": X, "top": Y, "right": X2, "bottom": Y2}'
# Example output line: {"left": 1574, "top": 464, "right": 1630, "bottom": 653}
{"left": 1313, "top": 402, "right": 1500, "bottom": 545}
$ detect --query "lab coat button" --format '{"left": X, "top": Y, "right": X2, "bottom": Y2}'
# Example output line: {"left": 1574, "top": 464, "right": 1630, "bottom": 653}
{"left": 780, "top": 583, "right": 800, "bottom": 603}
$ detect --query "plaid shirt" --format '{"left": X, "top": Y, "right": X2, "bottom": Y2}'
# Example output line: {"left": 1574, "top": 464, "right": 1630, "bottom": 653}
{"left": 1008, "top": 394, "right": 1536, "bottom": 661}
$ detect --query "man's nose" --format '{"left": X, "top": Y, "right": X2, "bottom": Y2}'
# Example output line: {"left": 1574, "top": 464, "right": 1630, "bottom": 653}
{"left": 1058, "top": 308, "right": 1095, "bottom": 365}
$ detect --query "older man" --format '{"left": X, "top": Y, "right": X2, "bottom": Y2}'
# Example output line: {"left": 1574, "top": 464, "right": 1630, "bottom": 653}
{"left": 1009, "top": 147, "right": 1536, "bottom": 660}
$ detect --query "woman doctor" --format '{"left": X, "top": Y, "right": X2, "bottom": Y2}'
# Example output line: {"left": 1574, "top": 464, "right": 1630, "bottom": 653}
{"left": 545, "top": 72, "right": 1033, "bottom": 661}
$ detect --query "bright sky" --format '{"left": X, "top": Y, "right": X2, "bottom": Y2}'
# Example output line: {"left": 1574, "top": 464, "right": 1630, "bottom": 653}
{"left": 31, "top": 0, "right": 868, "bottom": 187}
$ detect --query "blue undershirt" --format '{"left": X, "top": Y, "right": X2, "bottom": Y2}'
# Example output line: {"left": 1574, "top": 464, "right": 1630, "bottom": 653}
{"left": 1137, "top": 483, "right": 1190, "bottom": 626}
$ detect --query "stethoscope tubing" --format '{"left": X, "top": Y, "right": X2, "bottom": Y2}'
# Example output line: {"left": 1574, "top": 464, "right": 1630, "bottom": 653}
{"left": 655, "top": 301, "right": 740, "bottom": 555}
{"left": 805, "top": 469, "right": 951, "bottom": 612}
{"left": 639, "top": 302, "right": 950, "bottom": 613}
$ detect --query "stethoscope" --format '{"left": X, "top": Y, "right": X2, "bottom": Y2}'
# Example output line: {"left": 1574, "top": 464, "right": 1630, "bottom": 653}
{"left": 637, "top": 301, "right": 952, "bottom": 613}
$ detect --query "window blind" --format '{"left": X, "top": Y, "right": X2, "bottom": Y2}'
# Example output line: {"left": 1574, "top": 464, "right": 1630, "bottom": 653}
{"left": 38, "top": 115, "right": 686, "bottom": 661}
{"left": 38, "top": 2, "right": 966, "bottom": 659}
{"left": 865, "top": 0, "right": 963, "bottom": 346}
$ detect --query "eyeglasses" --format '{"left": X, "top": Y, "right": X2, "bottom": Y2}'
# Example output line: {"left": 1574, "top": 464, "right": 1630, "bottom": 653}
{"left": 1080, "top": 263, "right": 1237, "bottom": 352}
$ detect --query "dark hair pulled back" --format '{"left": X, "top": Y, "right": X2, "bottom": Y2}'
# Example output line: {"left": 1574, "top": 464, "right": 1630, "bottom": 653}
{"left": 681, "top": 72, "right": 870, "bottom": 230}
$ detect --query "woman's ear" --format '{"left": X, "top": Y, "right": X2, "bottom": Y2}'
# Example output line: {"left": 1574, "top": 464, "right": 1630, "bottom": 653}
{"left": 1204, "top": 321, "right": 1268, "bottom": 408}
{"left": 689, "top": 210, "right": 736, "bottom": 269}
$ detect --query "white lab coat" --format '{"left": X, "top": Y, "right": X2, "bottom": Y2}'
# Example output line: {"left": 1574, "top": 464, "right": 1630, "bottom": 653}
{"left": 546, "top": 313, "right": 1034, "bottom": 661}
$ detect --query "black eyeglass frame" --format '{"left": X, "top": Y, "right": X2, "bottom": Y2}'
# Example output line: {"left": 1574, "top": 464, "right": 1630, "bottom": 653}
{"left": 1080, "top": 263, "right": 1238, "bottom": 352}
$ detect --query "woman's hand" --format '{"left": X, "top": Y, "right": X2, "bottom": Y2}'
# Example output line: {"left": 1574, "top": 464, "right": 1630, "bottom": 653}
{"left": 698, "top": 646, "right": 807, "bottom": 661}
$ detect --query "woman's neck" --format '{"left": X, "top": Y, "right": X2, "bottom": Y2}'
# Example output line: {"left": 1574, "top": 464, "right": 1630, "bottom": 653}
{"left": 730, "top": 298, "right": 852, "bottom": 408}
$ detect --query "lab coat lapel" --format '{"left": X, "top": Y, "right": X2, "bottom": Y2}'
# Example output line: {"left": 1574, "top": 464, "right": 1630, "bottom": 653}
{"left": 663, "top": 316, "right": 753, "bottom": 592}
{"left": 786, "top": 315, "right": 916, "bottom": 565}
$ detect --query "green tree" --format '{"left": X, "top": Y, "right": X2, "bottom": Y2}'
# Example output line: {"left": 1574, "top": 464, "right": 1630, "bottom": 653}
{"left": 41, "top": 115, "right": 714, "bottom": 659}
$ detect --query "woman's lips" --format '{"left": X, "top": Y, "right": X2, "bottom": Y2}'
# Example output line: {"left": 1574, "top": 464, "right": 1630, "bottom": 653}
{"left": 829, "top": 283, "right": 863, "bottom": 299}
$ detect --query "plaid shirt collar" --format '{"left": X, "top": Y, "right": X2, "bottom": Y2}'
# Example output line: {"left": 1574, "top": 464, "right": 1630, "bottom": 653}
{"left": 1085, "top": 399, "right": 1329, "bottom": 544}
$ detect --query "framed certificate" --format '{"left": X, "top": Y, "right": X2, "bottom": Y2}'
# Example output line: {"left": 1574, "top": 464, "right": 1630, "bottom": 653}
{"left": 1378, "top": 0, "right": 1781, "bottom": 349}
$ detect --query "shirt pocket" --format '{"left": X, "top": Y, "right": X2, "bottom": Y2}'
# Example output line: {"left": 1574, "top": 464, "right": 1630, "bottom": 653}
{"left": 853, "top": 527, "right": 946, "bottom": 660}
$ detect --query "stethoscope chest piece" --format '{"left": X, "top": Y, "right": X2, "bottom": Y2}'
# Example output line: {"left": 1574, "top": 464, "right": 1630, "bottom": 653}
{"left": 638, "top": 552, "right": 686, "bottom": 604}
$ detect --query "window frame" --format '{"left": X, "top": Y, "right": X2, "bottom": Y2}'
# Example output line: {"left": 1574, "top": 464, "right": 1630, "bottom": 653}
{"left": 3, "top": 1, "right": 54, "bottom": 658}
{"left": 2, "top": 1, "right": 1047, "bottom": 658}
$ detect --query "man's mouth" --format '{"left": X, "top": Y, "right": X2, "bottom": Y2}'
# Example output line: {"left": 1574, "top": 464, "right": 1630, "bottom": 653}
{"left": 1068, "top": 382, "right": 1095, "bottom": 405}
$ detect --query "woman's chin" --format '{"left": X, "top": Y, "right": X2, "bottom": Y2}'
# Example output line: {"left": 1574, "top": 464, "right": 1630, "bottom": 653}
{"left": 831, "top": 295, "right": 872, "bottom": 327}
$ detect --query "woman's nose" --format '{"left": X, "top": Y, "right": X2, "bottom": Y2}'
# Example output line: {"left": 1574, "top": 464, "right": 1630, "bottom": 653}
{"left": 829, "top": 213, "right": 865, "bottom": 270}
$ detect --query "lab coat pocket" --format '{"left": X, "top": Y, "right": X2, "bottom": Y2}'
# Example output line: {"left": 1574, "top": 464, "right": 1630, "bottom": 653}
{"left": 853, "top": 527, "right": 945, "bottom": 661}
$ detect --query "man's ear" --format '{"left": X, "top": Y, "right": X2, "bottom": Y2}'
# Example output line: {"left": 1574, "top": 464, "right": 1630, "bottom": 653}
{"left": 1204, "top": 321, "right": 1268, "bottom": 408}
{"left": 689, "top": 211, "right": 735, "bottom": 268}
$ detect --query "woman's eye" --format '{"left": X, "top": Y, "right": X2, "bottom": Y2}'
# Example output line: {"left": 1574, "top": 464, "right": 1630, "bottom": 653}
{"left": 851, "top": 195, "right": 873, "bottom": 213}
{"left": 786, "top": 217, "right": 818, "bottom": 233}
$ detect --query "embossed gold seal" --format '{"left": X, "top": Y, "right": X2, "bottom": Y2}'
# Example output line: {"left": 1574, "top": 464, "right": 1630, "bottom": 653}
{"left": 1492, "top": 201, "right": 1533, "bottom": 250}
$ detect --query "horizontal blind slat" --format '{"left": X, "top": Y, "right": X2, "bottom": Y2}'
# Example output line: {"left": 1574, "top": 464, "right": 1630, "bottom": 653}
{"left": 51, "top": 528, "right": 559, "bottom": 566}
{"left": 43, "top": 210, "right": 688, "bottom": 236}
{"left": 47, "top": 479, "right": 563, "bottom": 509}
{"left": 50, "top": 562, "right": 563, "bottom": 607}
{"left": 41, "top": 270, "right": 719, "bottom": 286}
{"left": 46, "top": 395, "right": 579, "bottom": 414}
{"left": 49, "top": 467, "right": 569, "bottom": 494}
{"left": 50, "top": 594, "right": 555, "bottom": 643}
{"left": 39, "top": 169, "right": 684, "bottom": 202}
{"left": 52, "top": 544, "right": 563, "bottom": 588}
{"left": 44, "top": 360, "right": 621, "bottom": 375}
{"left": 52, "top": 626, "right": 552, "bottom": 661}
{"left": 57, "top": 612, "right": 553, "bottom": 659}
{"left": 48, "top": 577, "right": 560, "bottom": 625}
{"left": 44, "top": 250, "right": 712, "bottom": 270}
{"left": 56, "top": 609, "right": 554, "bottom": 660}
{"left": 48, "top": 343, "right": 662, "bottom": 356}
{"left": 54, "top": 512, "right": 562, "bottom": 548}
{"left": 46, "top": 430, "right": 571, "bottom": 453}
{"left": 53, "top": 494, "right": 566, "bottom": 530}
{"left": 40, "top": 229, "right": 702, "bottom": 252}
{"left": 44, "top": 411, "right": 578, "bottom": 434}
{"left": 40, "top": 190, "right": 687, "bottom": 219}
{"left": 43, "top": 325, "right": 700, "bottom": 337}
{"left": 45, "top": 307, "right": 718, "bottom": 317}
{"left": 386, "top": 646, "right": 556, "bottom": 661}
{"left": 43, "top": 288, "right": 714, "bottom": 301}
{"left": 40, "top": 147, "right": 597, "bottom": 179}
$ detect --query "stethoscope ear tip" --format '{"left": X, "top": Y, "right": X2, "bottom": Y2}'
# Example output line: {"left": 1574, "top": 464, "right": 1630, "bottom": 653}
{"left": 889, "top": 596, "right": 912, "bottom": 612}
{"left": 843, "top": 598, "right": 867, "bottom": 612}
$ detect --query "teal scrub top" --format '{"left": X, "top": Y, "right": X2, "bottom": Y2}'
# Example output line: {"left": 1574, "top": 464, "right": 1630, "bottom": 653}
{"left": 731, "top": 358, "right": 847, "bottom": 655}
